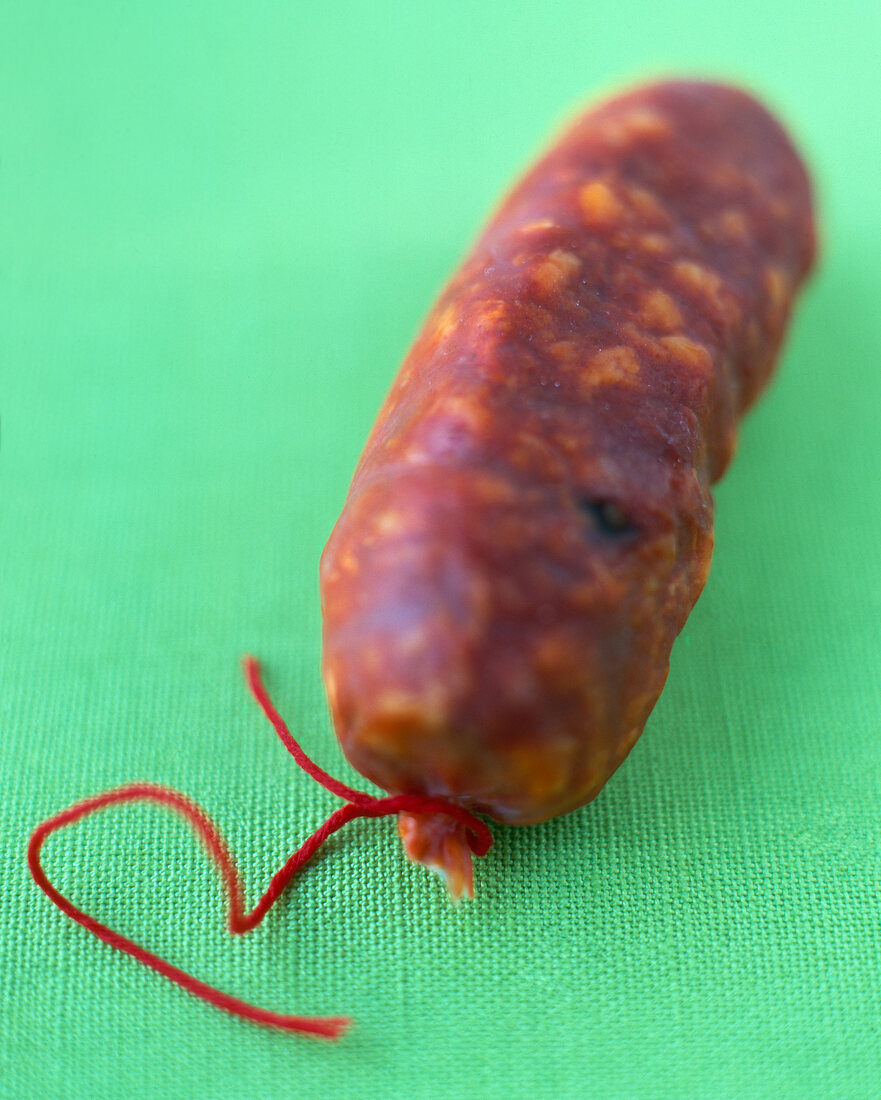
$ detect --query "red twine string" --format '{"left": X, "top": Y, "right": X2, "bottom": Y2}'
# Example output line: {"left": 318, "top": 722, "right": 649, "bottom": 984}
{"left": 27, "top": 656, "right": 493, "bottom": 1039}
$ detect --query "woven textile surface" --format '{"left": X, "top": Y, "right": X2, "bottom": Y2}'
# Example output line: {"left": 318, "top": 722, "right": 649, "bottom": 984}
{"left": 2, "top": 2, "right": 880, "bottom": 1097}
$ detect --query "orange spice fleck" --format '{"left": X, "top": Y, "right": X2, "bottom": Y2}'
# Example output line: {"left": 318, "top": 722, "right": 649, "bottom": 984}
{"left": 764, "top": 265, "right": 789, "bottom": 315}
{"left": 717, "top": 208, "right": 749, "bottom": 241}
{"left": 659, "top": 334, "right": 713, "bottom": 376}
{"left": 672, "top": 259, "right": 731, "bottom": 314}
{"left": 624, "top": 183, "right": 671, "bottom": 226}
{"left": 549, "top": 340, "right": 580, "bottom": 368}
{"left": 601, "top": 108, "right": 671, "bottom": 148}
{"left": 582, "top": 346, "right": 641, "bottom": 389}
{"left": 639, "top": 288, "right": 683, "bottom": 333}
{"left": 431, "top": 303, "right": 459, "bottom": 342}
{"left": 621, "top": 108, "right": 670, "bottom": 139}
{"left": 374, "top": 510, "right": 407, "bottom": 536}
{"left": 518, "top": 218, "right": 559, "bottom": 233}
{"left": 578, "top": 179, "right": 626, "bottom": 227}
{"left": 532, "top": 249, "right": 581, "bottom": 297}
{"left": 637, "top": 232, "right": 670, "bottom": 254}
{"left": 434, "top": 394, "right": 488, "bottom": 433}
{"left": 475, "top": 299, "right": 511, "bottom": 335}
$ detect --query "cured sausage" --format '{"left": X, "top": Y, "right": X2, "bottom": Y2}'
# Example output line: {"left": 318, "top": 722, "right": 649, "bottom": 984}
{"left": 320, "top": 80, "right": 816, "bottom": 896}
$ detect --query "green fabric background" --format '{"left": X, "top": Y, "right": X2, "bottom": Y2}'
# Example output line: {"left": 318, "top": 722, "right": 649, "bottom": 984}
{"left": 2, "top": 2, "right": 880, "bottom": 1097}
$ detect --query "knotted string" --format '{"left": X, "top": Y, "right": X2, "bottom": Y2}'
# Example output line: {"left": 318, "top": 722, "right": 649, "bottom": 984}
{"left": 27, "top": 656, "right": 493, "bottom": 1039}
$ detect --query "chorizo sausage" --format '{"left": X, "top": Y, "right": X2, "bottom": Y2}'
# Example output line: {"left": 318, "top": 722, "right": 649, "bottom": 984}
{"left": 319, "top": 80, "right": 816, "bottom": 896}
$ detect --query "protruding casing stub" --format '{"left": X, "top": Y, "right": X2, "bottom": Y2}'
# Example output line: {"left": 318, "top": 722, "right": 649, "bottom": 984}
{"left": 398, "top": 813, "right": 477, "bottom": 900}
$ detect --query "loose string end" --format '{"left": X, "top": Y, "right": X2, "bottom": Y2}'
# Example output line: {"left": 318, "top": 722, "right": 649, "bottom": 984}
{"left": 26, "top": 783, "right": 353, "bottom": 1040}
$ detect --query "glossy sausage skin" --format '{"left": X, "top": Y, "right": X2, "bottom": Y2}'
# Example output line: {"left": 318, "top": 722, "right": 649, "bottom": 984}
{"left": 319, "top": 81, "right": 816, "bottom": 889}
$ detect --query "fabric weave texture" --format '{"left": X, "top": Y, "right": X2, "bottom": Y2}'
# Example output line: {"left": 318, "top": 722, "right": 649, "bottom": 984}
{"left": 3, "top": 2, "right": 880, "bottom": 1097}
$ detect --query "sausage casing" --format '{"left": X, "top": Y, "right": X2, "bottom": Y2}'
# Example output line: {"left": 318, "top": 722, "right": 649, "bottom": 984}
{"left": 319, "top": 81, "right": 816, "bottom": 891}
